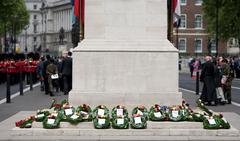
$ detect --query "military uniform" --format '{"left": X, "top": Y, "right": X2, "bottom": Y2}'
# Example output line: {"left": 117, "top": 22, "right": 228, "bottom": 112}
{"left": 221, "top": 63, "right": 233, "bottom": 104}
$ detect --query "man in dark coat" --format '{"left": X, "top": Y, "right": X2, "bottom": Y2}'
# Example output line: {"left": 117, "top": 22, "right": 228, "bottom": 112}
{"left": 200, "top": 56, "right": 217, "bottom": 106}
{"left": 61, "top": 51, "right": 72, "bottom": 95}
{"left": 43, "top": 55, "right": 51, "bottom": 95}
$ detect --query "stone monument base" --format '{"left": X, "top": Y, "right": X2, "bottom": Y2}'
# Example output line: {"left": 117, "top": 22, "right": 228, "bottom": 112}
{"left": 3, "top": 112, "right": 239, "bottom": 141}
{"left": 69, "top": 39, "right": 182, "bottom": 107}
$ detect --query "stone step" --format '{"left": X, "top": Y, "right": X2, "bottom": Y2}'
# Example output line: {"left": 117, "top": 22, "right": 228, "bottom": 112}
{"left": 12, "top": 126, "right": 239, "bottom": 137}
{"left": 32, "top": 121, "right": 203, "bottom": 129}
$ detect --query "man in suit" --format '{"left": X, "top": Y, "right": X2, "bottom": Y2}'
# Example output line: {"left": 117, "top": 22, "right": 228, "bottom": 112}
{"left": 61, "top": 51, "right": 72, "bottom": 95}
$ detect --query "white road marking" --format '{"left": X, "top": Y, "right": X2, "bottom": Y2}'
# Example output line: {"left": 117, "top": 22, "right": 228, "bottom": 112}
{"left": 232, "top": 86, "right": 240, "bottom": 90}
{"left": 0, "top": 83, "right": 40, "bottom": 105}
{"left": 179, "top": 87, "right": 240, "bottom": 107}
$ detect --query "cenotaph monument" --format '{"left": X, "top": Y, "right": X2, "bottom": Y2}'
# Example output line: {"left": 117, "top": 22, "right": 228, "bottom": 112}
{"left": 69, "top": 0, "right": 182, "bottom": 107}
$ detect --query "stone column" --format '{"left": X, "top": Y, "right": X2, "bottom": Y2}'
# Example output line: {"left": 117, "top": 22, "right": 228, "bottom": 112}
{"left": 69, "top": 0, "right": 182, "bottom": 108}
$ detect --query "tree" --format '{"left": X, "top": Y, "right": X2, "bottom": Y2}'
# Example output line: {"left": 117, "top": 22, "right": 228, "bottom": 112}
{"left": 0, "top": 0, "right": 29, "bottom": 36}
{"left": 202, "top": 0, "right": 240, "bottom": 51}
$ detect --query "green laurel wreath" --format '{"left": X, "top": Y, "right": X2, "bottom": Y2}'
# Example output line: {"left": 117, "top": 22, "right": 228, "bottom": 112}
{"left": 35, "top": 110, "right": 50, "bottom": 122}
{"left": 111, "top": 117, "right": 129, "bottom": 129}
{"left": 130, "top": 116, "right": 147, "bottom": 129}
{"left": 93, "top": 105, "right": 110, "bottom": 119}
{"left": 42, "top": 114, "right": 62, "bottom": 129}
{"left": 168, "top": 110, "right": 183, "bottom": 122}
{"left": 66, "top": 113, "right": 83, "bottom": 125}
{"left": 111, "top": 106, "right": 128, "bottom": 119}
{"left": 76, "top": 104, "right": 93, "bottom": 121}
{"left": 93, "top": 117, "right": 111, "bottom": 129}
{"left": 148, "top": 106, "right": 166, "bottom": 121}
{"left": 132, "top": 106, "right": 148, "bottom": 120}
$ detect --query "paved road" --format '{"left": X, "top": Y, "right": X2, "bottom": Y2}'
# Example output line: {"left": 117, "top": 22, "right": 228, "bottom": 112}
{"left": 180, "top": 72, "right": 240, "bottom": 115}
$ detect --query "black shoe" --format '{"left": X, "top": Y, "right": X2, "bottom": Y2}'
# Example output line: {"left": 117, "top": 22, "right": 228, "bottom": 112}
{"left": 228, "top": 100, "right": 231, "bottom": 104}
{"left": 49, "top": 92, "right": 54, "bottom": 97}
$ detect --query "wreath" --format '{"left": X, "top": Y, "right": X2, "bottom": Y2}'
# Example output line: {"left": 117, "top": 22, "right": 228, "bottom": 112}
{"left": 111, "top": 105, "right": 128, "bottom": 119}
{"left": 76, "top": 104, "right": 93, "bottom": 121}
{"left": 93, "top": 105, "right": 110, "bottom": 119}
{"left": 66, "top": 112, "right": 83, "bottom": 125}
{"left": 132, "top": 105, "right": 148, "bottom": 120}
{"left": 111, "top": 117, "right": 129, "bottom": 129}
{"left": 214, "top": 114, "right": 231, "bottom": 129}
{"left": 61, "top": 103, "right": 75, "bottom": 121}
{"left": 130, "top": 114, "right": 147, "bottom": 129}
{"left": 15, "top": 116, "right": 35, "bottom": 128}
{"left": 190, "top": 112, "right": 205, "bottom": 122}
{"left": 35, "top": 110, "right": 50, "bottom": 122}
{"left": 93, "top": 117, "right": 111, "bottom": 129}
{"left": 168, "top": 106, "right": 183, "bottom": 122}
{"left": 203, "top": 116, "right": 221, "bottom": 129}
{"left": 42, "top": 112, "right": 62, "bottom": 129}
{"left": 149, "top": 104, "right": 166, "bottom": 121}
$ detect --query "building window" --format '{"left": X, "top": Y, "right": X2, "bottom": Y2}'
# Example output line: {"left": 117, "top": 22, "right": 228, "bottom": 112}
{"left": 181, "top": 0, "right": 187, "bottom": 5}
{"left": 178, "top": 38, "right": 187, "bottom": 52}
{"left": 34, "top": 15, "right": 37, "bottom": 20}
{"left": 210, "top": 39, "right": 216, "bottom": 53}
{"left": 34, "top": 25, "right": 37, "bottom": 33}
{"left": 179, "top": 14, "right": 187, "bottom": 29}
{"left": 34, "top": 4, "right": 37, "bottom": 9}
{"left": 194, "top": 14, "right": 202, "bottom": 28}
{"left": 195, "top": 38, "right": 202, "bottom": 53}
{"left": 195, "top": 0, "right": 202, "bottom": 6}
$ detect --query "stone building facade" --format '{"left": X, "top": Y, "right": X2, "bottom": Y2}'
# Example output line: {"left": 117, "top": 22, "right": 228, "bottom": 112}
{"left": 173, "top": 0, "right": 239, "bottom": 56}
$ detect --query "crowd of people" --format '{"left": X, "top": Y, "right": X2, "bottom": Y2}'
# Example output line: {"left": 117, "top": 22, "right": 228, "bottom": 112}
{"left": 36, "top": 51, "right": 73, "bottom": 97}
{"left": 188, "top": 56, "right": 240, "bottom": 106}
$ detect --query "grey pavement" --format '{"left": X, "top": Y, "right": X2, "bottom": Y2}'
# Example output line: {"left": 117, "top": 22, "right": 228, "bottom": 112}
{"left": 0, "top": 86, "right": 67, "bottom": 122}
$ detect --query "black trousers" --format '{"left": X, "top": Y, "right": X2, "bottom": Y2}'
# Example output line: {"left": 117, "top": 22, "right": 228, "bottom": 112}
{"left": 63, "top": 75, "right": 72, "bottom": 94}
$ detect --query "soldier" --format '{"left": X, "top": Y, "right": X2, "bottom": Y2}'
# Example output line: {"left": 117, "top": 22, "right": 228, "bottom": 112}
{"left": 221, "top": 58, "right": 233, "bottom": 104}
{"left": 46, "top": 58, "right": 58, "bottom": 96}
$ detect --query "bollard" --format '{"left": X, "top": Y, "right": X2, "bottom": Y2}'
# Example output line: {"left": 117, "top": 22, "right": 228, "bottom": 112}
{"left": 30, "top": 72, "right": 33, "bottom": 90}
{"left": 6, "top": 73, "right": 11, "bottom": 103}
{"left": 19, "top": 70, "right": 23, "bottom": 95}
{"left": 196, "top": 71, "right": 199, "bottom": 95}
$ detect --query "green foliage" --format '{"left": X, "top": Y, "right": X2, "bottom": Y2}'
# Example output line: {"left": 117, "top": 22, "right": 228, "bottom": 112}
{"left": 0, "top": 0, "right": 29, "bottom": 35}
{"left": 202, "top": 0, "right": 240, "bottom": 42}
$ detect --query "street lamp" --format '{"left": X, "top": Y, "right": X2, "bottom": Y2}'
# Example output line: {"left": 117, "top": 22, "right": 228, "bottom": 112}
{"left": 215, "top": 0, "right": 219, "bottom": 57}
{"left": 24, "top": 25, "right": 29, "bottom": 53}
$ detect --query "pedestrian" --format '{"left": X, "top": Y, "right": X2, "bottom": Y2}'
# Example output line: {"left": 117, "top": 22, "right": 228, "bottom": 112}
{"left": 43, "top": 55, "right": 51, "bottom": 95}
{"left": 234, "top": 57, "right": 240, "bottom": 78}
{"left": 221, "top": 58, "right": 233, "bottom": 104}
{"left": 46, "top": 58, "right": 58, "bottom": 96}
{"left": 61, "top": 51, "right": 72, "bottom": 95}
{"left": 214, "top": 57, "right": 226, "bottom": 105}
{"left": 200, "top": 56, "right": 217, "bottom": 106}
{"left": 189, "top": 58, "right": 195, "bottom": 77}
{"left": 36, "top": 57, "right": 45, "bottom": 91}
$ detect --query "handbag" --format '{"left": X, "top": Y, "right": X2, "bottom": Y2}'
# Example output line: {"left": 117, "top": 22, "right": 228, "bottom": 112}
{"left": 51, "top": 74, "right": 59, "bottom": 79}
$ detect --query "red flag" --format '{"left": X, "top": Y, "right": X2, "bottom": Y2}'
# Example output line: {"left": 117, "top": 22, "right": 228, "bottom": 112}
{"left": 74, "top": 0, "right": 80, "bottom": 19}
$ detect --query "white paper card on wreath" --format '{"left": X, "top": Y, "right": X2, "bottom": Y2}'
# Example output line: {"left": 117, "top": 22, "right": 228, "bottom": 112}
{"left": 222, "top": 118, "right": 228, "bottom": 123}
{"left": 71, "top": 114, "right": 79, "bottom": 120}
{"left": 134, "top": 117, "right": 142, "bottom": 124}
{"left": 117, "top": 109, "right": 123, "bottom": 116}
{"left": 65, "top": 109, "right": 73, "bottom": 116}
{"left": 47, "top": 119, "right": 55, "bottom": 124}
{"left": 181, "top": 110, "right": 185, "bottom": 115}
{"left": 98, "top": 119, "right": 106, "bottom": 125}
{"left": 51, "top": 74, "right": 59, "bottom": 79}
{"left": 154, "top": 112, "right": 162, "bottom": 118}
{"left": 172, "top": 110, "right": 179, "bottom": 118}
{"left": 52, "top": 113, "right": 58, "bottom": 117}
{"left": 80, "top": 111, "right": 88, "bottom": 115}
{"left": 137, "top": 110, "right": 143, "bottom": 116}
{"left": 117, "top": 118, "right": 124, "bottom": 125}
{"left": 98, "top": 109, "right": 105, "bottom": 116}
{"left": 208, "top": 119, "right": 216, "bottom": 125}
{"left": 37, "top": 114, "right": 44, "bottom": 118}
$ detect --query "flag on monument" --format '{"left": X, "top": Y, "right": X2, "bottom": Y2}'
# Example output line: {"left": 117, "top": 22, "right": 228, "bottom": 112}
{"left": 74, "top": 0, "right": 80, "bottom": 19}
{"left": 173, "top": 0, "right": 181, "bottom": 27}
